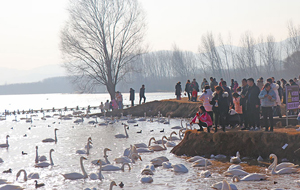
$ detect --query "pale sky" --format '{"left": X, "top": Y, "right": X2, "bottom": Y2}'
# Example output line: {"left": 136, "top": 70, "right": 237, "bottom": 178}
{"left": 0, "top": 0, "right": 299, "bottom": 70}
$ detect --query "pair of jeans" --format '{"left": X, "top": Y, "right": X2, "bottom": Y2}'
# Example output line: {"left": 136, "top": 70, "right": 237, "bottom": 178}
{"left": 139, "top": 96, "right": 146, "bottom": 104}
{"left": 247, "top": 107, "right": 260, "bottom": 128}
{"left": 262, "top": 107, "right": 273, "bottom": 131}
{"left": 197, "top": 121, "right": 212, "bottom": 133}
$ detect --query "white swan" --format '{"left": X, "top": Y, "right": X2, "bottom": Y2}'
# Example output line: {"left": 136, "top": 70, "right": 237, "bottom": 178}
{"left": 91, "top": 148, "right": 111, "bottom": 165}
{"left": 109, "top": 181, "right": 117, "bottom": 190}
{"left": 166, "top": 140, "right": 177, "bottom": 147}
{"left": 141, "top": 168, "right": 154, "bottom": 175}
{"left": 192, "top": 159, "right": 212, "bottom": 167}
{"left": 0, "top": 158, "right": 3, "bottom": 163}
{"left": 115, "top": 125, "right": 129, "bottom": 138}
{"left": 134, "top": 142, "right": 148, "bottom": 148}
{"left": 270, "top": 161, "right": 298, "bottom": 175}
{"left": 42, "top": 128, "right": 58, "bottom": 143}
{"left": 150, "top": 156, "right": 169, "bottom": 167}
{"left": 85, "top": 137, "right": 93, "bottom": 148}
{"left": 16, "top": 169, "right": 39, "bottom": 181}
{"left": 200, "top": 159, "right": 211, "bottom": 178}
{"left": 171, "top": 164, "right": 188, "bottom": 173}
{"left": 135, "top": 137, "right": 156, "bottom": 153}
{"left": 114, "top": 153, "right": 142, "bottom": 164}
{"left": 268, "top": 154, "right": 298, "bottom": 171}
{"left": 221, "top": 179, "right": 232, "bottom": 190}
{"left": 140, "top": 176, "right": 153, "bottom": 183}
{"left": 76, "top": 140, "right": 92, "bottom": 155}
{"left": 233, "top": 173, "right": 267, "bottom": 181}
{"left": 162, "top": 162, "right": 173, "bottom": 169}
{"left": 228, "top": 164, "right": 242, "bottom": 171}
{"left": 35, "top": 149, "right": 54, "bottom": 168}
{"left": 35, "top": 146, "right": 46, "bottom": 163}
{"left": 0, "top": 135, "right": 9, "bottom": 148}
{"left": 211, "top": 181, "right": 237, "bottom": 190}
{"left": 102, "top": 163, "right": 131, "bottom": 171}
{"left": 149, "top": 136, "right": 168, "bottom": 151}
{"left": 171, "top": 120, "right": 183, "bottom": 129}
{"left": 168, "top": 131, "right": 180, "bottom": 141}
{"left": 63, "top": 156, "right": 88, "bottom": 180}
{"left": 230, "top": 151, "right": 241, "bottom": 164}
{"left": 0, "top": 185, "right": 23, "bottom": 190}
{"left": 89, "top": 160, "right": 104, "bottom": 180}
{"left": 144, "top": 164, "right": 155, "bottom": 171}
{"left": 187, "top": 156, "right": 204, "bottom": 162}
{"left": 224, "top": 169, "right": 249, "bottom": 176}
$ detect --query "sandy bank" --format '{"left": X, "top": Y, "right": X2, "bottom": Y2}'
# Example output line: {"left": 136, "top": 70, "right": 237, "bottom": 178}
{"left": 171, "top": 129, "right": 300, "bottom": 164}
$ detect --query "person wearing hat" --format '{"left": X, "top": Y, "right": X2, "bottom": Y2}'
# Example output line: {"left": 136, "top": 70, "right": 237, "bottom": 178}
{"left": 175, "top": 82, "right": 182, "bottom": 100}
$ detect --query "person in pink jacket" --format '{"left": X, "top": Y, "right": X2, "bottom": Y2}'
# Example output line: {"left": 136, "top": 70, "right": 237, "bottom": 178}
{"left": 190, "top": 106, "right": 213, "bottom": 133}
{"left": 199, "top": 86, "right": 213, "bottom": 121}
{"left": 233, "top": 92, "right": 243, "bottom": 126}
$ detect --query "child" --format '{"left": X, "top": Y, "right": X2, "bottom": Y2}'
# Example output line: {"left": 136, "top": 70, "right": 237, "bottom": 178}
{"left": 191, "top": 88, "right": 198, "bottom": 102}
{"left": 232, "top": 92, "right": 242, "bottom": 126}
{"left": 190, "top": 106, "right": 213, "bottom": 133}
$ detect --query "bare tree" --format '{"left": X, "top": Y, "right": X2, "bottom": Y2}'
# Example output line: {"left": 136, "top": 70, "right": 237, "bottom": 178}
{"left": 287, "top": 21, "right": 300, "bottom": 53}
{"left": 219, "top": 34, "right": 230, "bottom": 79}
{"left": 60, "top": 0, "right": 146, "bottom": 100}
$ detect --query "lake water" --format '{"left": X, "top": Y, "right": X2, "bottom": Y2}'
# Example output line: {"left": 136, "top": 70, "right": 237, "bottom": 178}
{"left": 0, "top": 93, "right": 299, "bottom": 190}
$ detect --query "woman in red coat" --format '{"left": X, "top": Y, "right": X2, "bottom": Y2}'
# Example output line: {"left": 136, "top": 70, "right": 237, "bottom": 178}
{"left": 190, "top": 106, "right": 213, "bottom": 133}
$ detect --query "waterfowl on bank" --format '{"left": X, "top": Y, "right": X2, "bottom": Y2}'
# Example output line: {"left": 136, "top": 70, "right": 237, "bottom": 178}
{"left": 171, "top": 164, "right": 188, "bottom": 173}
{"left": 232, "top": 173, "right": 267, "bottom": 181}
{"left": 224, "top": 169, "right": 249, "bottom": 177}
{"left": 268, "top": 154, "right": 298, "bottom": 171}
{"left": 230, "top": 151, "right": 241, "bottom": 164}
{"left": 34, "top": 180, "right": 45, "bottom": 188}
{"left": 200, "top": 159, "right": 211, "bottom": 178}
{"left": 140, "top": 175, "right": 153, "bottom": 183}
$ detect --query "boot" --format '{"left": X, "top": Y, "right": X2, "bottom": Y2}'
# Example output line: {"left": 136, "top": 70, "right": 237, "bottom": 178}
{"left": 214, "top": 126, "right": 218, "bottom": 133}
{"left": 207, "top": 126, "right": 210, "bottom": 133}
{"left": 222, "top": 125, "right": 225, "bottom": 132}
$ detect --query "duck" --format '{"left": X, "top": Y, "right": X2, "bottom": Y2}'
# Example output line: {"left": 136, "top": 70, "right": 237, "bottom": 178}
{"left": 91, "top": 148, "right": 111, "bottom": 165}
{"left": 2, "top": 169, "right": 12, "bottom": 173}
{"left": 89, "top": 160, "right": 104, "bottom": 180}
{"left": 63, "top": 156, "right": 88, "bottom": 180}
{"left": 224, "top": 169, "right": 249, "bottom": 176}
{"left": 233, "top": 173, "right": 267, "bottom": 181}
{"left": 35, "top": 149, "right": 54, "bottom": 168}
{"left": 149, "top": 136, "right": 168, "bottom": 151}
{"left": 0, "top": 135, "right": 9, "bottom": 148}
{"left": 102, "top": 163, "right": 131, "bottom": 171}
{"left": 160, "top": 129, "right": 164, "bottom": 133}
{"left": 136, "top": 130, "right": 142, "bottom": 133}
{"left": 268, "top": 154, "right": 298, "bottom": 171}
{"left": 200, "top": 159, "right": 211, "bottom": 178}
{"left": 42, "top": 128, "right": 58, "bottom": 143}
{"left": 115, "top": 125, "right": 129, "bottom": 138}
{"left": 119, "top": 182, "right": 124, "bottom": 188}
{"left": 140, "top": 176, "right": 153, "bottom": 183}
{"left": 34, "top": 180, "right": 45, "bottom": 188}
{"left": 171, "top": 164, "right": 188, "bottom": 173}
{"left": 230, "top": 151, "right": 241, "bottom": 164}
{"left": 22, "top": 151, "right": 27, "bottom": 155}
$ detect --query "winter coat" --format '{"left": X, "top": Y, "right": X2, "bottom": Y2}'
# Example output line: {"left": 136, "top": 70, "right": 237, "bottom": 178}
{"left": 185, "top": 82, "right": 191, "bottom": 93}
{"left": 257, "top": 81, "right": 264, "bottom": 91}
{"left": 270, "top": 83, "right": 281, "bottom": 106}
{"left": 140, "top": 87, "right": 145, "bottom": 97}
{"left": 233, "top": 97, "right": 242, "bottom": 114}
{"left": 246, "top": 84, "right": 260, "bottom": 111}
{"left": 175, "top": 83, "right": 182, "bottom": 96}
{"left": 199, "top": 89, "right": 213, "bottom": 112}
{"left": 210, "top": 80, "right": 218, "bottom": 92}
{"left": 201, "top": 81, "right": 209, "bottom": 90}
{"left": 191, "top": 81, "right": 199, "bottom": 92}
{"left": 210, "top": 91, "right": 229, "bottom": 114}
{"left": 192, "top": 112, "right": 213, "bottom": 126}
{"left": 240, "top": 85, "right": 248, "bottom": 107}
{"left": 258, "top": 88, "right": 276, "bottom": 107}
{"left": 223, "top": 85, "right": 234, "bottom": 107}
{"left": 233, "top": 83, "right": 239, "bottom": 92}
{"left": 130, "top": 89, "right": 135, "bottom": 101}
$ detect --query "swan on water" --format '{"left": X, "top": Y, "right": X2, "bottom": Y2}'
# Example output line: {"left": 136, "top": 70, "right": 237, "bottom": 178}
{"left": 211, "top": 181, "right": 237, "bottom": 190}
{"left": 192, "top": 159, "right": 212, "bottom": 167}
{"left": 91, "top": 148, "right": 111, "bottom": 165}
{"left": 135, "top": 137, "right": 156, "bottom": 153}
{"left": 16, "top": 169, "right": 40, "bottom": 182}
{"left": 89, "top": 160, "right": 104, "bottom": 180}
{"left": 232, "top": 173, "right": 267, "bottom": 181}
{"left": 171, "top": 164, "right": 188, "bottom": 173}
{"left": 162, "top": 162, "right": 173, "bottom": 169}
{"left": 224, "top": 169, "right": 249, "bottom": 176}
{"left": 140, "top": 176, "right": 153, "bottom": 183}
{"left": 227, "top": 164, "right": 242, "bottom": 171}
{"left": 144, "top": 164, "right": 155, "bottom": 171}
{"left": 115, "top": 125, "right": 129, "bottom": 138}
{"left": 200, "top": 159, "right": 211, "bottom": 178}
{"left": 171, "top": 120, "right": 183, "bottom": 129}
{"left": 0, "top": 135, "right": 9, "bottom": 148}
{"left": 76, "top": 139, "right": 92, "bottom": 155}
{"left": 141, "top": 168, "right": 154, "bottom": 175}
{"left": 35, "top": 149, "right": 54, "bottom": 168}
{"left": 35, "top": 146, "right": 47, "bottom": 163}
{"left": 0, "top": 158, "right": 3, "bottom": 163}
{"left": 114, "top": 153, "right": 142, "bottom": 164}
{"left": 268, "top": 154, "right": 298, "bottom": 171}
{"left": 230, "top": 151, "right": 241, "bottom": 164}
{"left": 168, "top": 131, "right": 180, "bottom": 141}
{"left": 63, "top": 156, "right": 88, "bottom": 180}
{"left": 134, "top": 142, "right": 148, "bottom": 148}
{"left": 149, "top": 136, "right": 168, "bottom": 151}
{"left": 85, "top": 137, "right": 93, "bottom": 148}
{"left": 187, "top": 156, "right": 204, "bottom": 162}
{"left": 42, "top": 128, "right": 58, "bottom": 143}
{"left": 109, "top": 181, "right": 117, "bottom": 190}
{"left": 102, "top": 163, "right": 131, "bottom": 171}
{"left": 0, "top": 185, "right": 23, "bottom": 190}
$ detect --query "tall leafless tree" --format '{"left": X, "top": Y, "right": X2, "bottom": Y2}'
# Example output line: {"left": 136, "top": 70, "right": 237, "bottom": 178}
{"left": 60, "top": 0, "right": 146, "bottom": 100}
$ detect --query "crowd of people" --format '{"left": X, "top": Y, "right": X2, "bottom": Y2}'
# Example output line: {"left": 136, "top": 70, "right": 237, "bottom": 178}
{"left": 99, "top": 85, "right": 146, "bottom": 112}
{"left": 188, "top": 76, "right": 300, "bottom": 133}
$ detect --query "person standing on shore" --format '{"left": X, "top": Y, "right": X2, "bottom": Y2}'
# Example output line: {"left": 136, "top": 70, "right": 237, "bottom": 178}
{"left": 219, "top": 78, "right": 224, "bottom": 87}
{"left": 240, "top": 78, "right": 248, "bottom": 129}
{"left": 190, "top": 106, "right": 213, "bottom": 133}
{"left": 230, "top": 79, "right": 234, "bottom": 91}
{"left": 267, "top": 78, "right": 282, "bottom": 118}
{"left": 259, "top": 83, "right": 276, "bottom": 132}
{"left": 257, "top": 77, "right": 264, "bottom": 90}
{"left": 185, "top": 80, "right": 192, "bottom": 101}
{"left": 191, "top": 79, "right": 199, "bottom": 92}
{"left": 232, "top": 92, "right": 242, "bottom": 126}
{"left": 201, "top": 78, "right": 209, "bottom": 90}
{"left": 199, "top": 85, "right": 213, "bottom": 121}
{"left": 210, "top": 77, "right": 218, "bottom": 92}
{"left": 100, "top": 102, "right": 104, "bottom": 113}
{"left": 175, "top": 82, "right": 182, "bottom": 100}
{"left": 221, "top": 81, "right": 234, "bottom": 109}
{"left": 116, "top": 91, "right": 123, "bottom": 109}
{"left": 130, "top": 88, "right": 135, "bottom": 107}
{"left": 139, "top": 85, "right": 146, "bottom": 104}
{"left": 104, "top": 100, "right": 110, "bottom": 112}
{"left": 191, "top": 88, "right": 198, "bottom": 102}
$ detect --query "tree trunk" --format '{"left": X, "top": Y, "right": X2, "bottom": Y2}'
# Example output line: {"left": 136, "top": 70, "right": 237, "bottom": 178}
{"left": 106, "top": 82, "right": 116, "bottom": 101}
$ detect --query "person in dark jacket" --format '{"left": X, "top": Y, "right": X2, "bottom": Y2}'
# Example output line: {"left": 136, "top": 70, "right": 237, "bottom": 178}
{"left": 139, "top": 85, "right": 146, "bottom": 104}
{"left": 190, "top": 79, "right": 199, "bottom": 92}
{"left": 129, "top": 88, "right": 135, "bottom": 107}
{"left": 243, "top": 78, "right": 260, "bottom": 130}
{"left": 175, "top": 82, "right": 182, "bottom": 100}
{"left": 240, "top": 78, "right": 248, "bottom": 128}
{"left": 221, "top": 81, "right": 234, "bottom": 109}
{"left": 277, "top": 81, "right": 283, "bottom": 104}
{"left": 210, "top": 86, "right": 229, "bottom": 132}
{"left": 185, "top": 80, "right": 192, "bottom": 101}
{"left": 210, "top": 77, "right": 218, "bottom": 92}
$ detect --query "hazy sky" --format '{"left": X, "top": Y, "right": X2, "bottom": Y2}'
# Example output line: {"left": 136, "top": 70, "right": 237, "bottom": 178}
{"left": 0, "top": 0, "right": 299, "bottom": 70}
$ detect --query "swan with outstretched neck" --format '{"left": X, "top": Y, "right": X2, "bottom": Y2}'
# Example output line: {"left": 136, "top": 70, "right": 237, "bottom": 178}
{"left": 135, "top": 137, "right": 155, "bottom": 153}
{"left": 168, "top": 131, "right": 180, "bottom": 141}
{"left": 35, "top": 146, "right": 47, "bottom": 163}
{"left": 109, "top": 181, "right": 117, "bottom": 190}
{"left": 149, "top": 136, "right": 168, "bottom": 151}
{"left": 35, "top": 149, "right": 54, "bottom": 168}
{"left": 115, "top": 125, "right": 129, "bottom": 138}
{"left": 76, "top": 139, "right": 92, "bottom": 155}
{"left": 16, "top": 169, "right": 39, "bottom": 181}
{"left": 89, "top": 160, "right": 104, "bottom": 180}
{"left": 63, "top": 156, "right": 88, "bottom": 180}
{"left": 0, "top": 135, "right": 9, "bottom": 148}
{"left": 268, "top": 153, "right": 298, "bottom": 171}
{"left": 91, "top": 148, "right": 111, "bottom": 165}
{"left": 42, "top": 128, "right": 58, "bottom": 143}
{"left": 269, "top": 154, "right": 298, "bottom": 174}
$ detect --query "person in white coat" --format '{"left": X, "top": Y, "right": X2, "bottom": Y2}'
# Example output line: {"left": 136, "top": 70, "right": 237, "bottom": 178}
{"left": 267, "top": 78, "right": 282, "bottom": 118}
{"left": 199, "top": 85, "right": 213, "bottom": 121}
